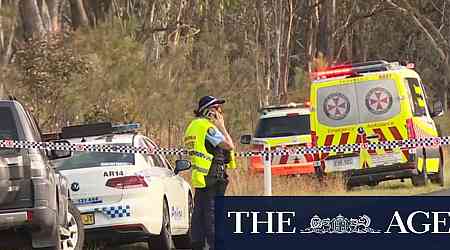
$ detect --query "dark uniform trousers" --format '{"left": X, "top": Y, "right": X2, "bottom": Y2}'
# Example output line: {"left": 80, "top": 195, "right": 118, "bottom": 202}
{"left": 191, "top": 162, "right": 228, "bottom": 250}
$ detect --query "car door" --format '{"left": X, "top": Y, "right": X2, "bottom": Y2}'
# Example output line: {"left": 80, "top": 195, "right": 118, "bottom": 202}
{"left": 143, "top": 138, "right": 186, "bottom": 229}
{"left": 405, "top": 78, "right": 439, "bottom": 137}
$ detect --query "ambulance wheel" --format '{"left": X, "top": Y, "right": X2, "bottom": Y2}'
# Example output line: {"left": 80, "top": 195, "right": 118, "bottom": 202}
{"left": 342, "top": 172, "right": 352, "bottom": 191}
{"left": 411, "top": 151, "right": 428, "bottom": 187}
{"left": 430, "top": 147, "right": 445, "bottom": 187}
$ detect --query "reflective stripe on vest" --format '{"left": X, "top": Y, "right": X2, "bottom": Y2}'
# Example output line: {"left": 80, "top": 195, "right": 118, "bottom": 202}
{"left": 189, "top": 151, "right": 214, "bottom": 162}
{"left": 192, "top": 165, "right": 209, "bottom": 174}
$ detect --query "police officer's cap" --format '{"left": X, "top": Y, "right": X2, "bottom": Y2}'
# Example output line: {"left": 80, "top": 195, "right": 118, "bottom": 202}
{"left": 197, "top": 96, "right": 225, "bottom": 113}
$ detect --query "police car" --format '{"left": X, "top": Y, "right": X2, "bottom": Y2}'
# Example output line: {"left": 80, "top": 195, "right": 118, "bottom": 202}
{"left": 50, "top": 123, "right": 193, "bottom": 250}
{"left": 241, "top": 103, "right": 315, "bottom": 176}
{"left": 310, "top": 60, "right": 445, "bottom": 188}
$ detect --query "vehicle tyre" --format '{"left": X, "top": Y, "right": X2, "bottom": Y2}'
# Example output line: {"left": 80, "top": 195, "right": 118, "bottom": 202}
{"left": 32, "top": 219, "right": 62, "bottom": 250}
{"left": 33, "top": 235, "right": 61, "bottom": 250}
{"left": 411, "top": 150, "right": 428, "bottom": 187}
{"left": 367, "top": 181, "right": 379, "bottom": 187}
{"left": 430, "top": 147, "right": 445, "bottom": 187}
{"left": 148, "top": 199, "right": 173, "bottom": 250}
{"left": 61, "top": 201, "right": 84, "bottom": 250}
{"left": 173, "top": 194, "right": 193, "bottom": 249}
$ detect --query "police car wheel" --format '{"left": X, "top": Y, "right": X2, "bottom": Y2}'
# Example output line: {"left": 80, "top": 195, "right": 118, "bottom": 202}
{"left": 411, "top": 155, "right": 428, "bottom": 187}
{"left": 173, "top": 194, "right": 193, "bottom": 249}
{"left": 61, "top": 201, "right": 84, "bottom": 250}
{"left": 149, "top": 199, "right": 173, "bottom": 250}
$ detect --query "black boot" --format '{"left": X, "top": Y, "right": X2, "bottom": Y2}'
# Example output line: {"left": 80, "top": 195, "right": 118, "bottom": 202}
{"left": 192, "top": 241, "right": 205, "bottom": 250}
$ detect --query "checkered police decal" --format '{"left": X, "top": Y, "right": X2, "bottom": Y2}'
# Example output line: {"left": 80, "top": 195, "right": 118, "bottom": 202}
{"left": 365, "top": 87, "right": 393, "bottom": 115}
{"left": 323, "top": 93, "right": 350, "bottom": 120}
{"left": 94, "top": 205, "right": 131, "bottom": 219}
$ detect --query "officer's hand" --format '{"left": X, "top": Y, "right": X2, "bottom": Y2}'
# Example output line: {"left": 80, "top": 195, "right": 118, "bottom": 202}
{"left": 213, "top": 111, "right": 226, "bottom": 130}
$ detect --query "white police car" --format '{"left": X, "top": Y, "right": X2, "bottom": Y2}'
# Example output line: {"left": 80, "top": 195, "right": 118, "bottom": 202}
{"left": 51, "top": 123, "right": 192, "bottom": 250}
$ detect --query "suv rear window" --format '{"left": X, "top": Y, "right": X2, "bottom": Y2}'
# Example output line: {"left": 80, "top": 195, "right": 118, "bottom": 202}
{"left": 0, "top": 107, "right": 19, "bottom": 156}
{"left": 0, "top": 107, "right": 18, "bottom": 140}
{"left": 255, "top": 115, "right": 310, "bottom": 138}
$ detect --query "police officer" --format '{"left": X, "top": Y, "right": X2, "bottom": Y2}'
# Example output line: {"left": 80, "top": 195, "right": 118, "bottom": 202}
{"left": 184, "top": 95, "right": 236, "bottom": 250}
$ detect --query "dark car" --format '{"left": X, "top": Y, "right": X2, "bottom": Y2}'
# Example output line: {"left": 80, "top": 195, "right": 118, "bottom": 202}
{"left": 0, "top": 100, "right": 85, "bottom": 250}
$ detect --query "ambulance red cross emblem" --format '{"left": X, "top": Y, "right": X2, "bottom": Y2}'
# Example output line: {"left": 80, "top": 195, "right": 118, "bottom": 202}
{"left": 323, "top": 93, "right": 350, "bottom": 120}
{"left": 365, "top": 87, "right": 393, "bottom": 115}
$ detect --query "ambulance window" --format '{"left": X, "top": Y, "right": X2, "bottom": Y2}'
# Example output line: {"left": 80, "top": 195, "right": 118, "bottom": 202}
{"left": 406, "top": 78, "right": 426, "bottom": 116}
{"left": 316, "top": 83, "right": 359, "bottom": 127}
{"left": 355, "top": 79, "right": 401, "bottom": 123}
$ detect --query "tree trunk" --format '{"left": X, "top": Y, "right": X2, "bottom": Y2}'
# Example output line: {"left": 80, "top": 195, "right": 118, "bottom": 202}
{"left": 329, "top": 0, "right": 336, "bottom": 60}
{"left": 45, "top": 0, "right": 64, "bottom": 32}
{"left": 318, "top": 0, "right": 329, "bottom": 58}
{"left": 20, "top": 0, "right": 46, "bottom": 39}
{"left": 37, "top": 0, "right": 51, "bottom": 32}
{"left": 444, "top": 59, "right": 450, "bottom": 112}
{"left": 307, "top": 0, "right": 318, "bottom": 72}
{"left": 444, "top": 76, "right": 449, "bottom": 112}
{"left": 2, "top": 21, "right": 15, "bottom": 64}
{"left": 279, "top": 0, "right": 294, "bottom": 104}
{"left": 0, "top": 0, "right": 3, "bottom": 50}
{"left": 264, "top": 2, "right": 271, "bottom": 106}
{"left": 69, "top": 0, "right": 89, "bottom": 29}
{"left": 273, "top": 0, "right": 281, "bottom": 103}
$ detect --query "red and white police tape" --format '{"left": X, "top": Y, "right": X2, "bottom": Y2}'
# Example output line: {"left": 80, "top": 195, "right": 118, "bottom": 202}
{"left": 0, "top": 136, "right": 449, "bottom": 157}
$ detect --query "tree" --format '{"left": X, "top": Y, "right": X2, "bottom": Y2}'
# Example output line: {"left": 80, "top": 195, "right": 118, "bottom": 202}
{"left": 386, "top": 0, "right": 450, "bottom": 111}
{"left": 69, "top": 0, "right": 89, "bottom": 29}
{"left": 19, "top": 0, "right": 65, "bottom": 39}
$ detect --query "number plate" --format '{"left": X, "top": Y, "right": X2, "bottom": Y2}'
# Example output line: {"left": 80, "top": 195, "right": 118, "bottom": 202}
{"left": 81, "top": 213, "right": 95, "bottom": 225}
{"left": 325, "top": 157, "right": 358, "bottom": 173}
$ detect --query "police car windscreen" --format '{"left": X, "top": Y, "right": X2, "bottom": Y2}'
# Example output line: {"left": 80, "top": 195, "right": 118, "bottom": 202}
{"left": 56, "top": 143, "right": 135, "bottom": 170}
{"left": 255, "top": 115, "right": 310, "bottom": 138}
{"left": 0, "top": 107, "right": 19, "bottom": 155}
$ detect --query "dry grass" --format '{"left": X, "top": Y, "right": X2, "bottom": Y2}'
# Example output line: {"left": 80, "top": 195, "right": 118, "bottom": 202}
{"left": 226, "top": 147, "right": 450, "bottom": 196}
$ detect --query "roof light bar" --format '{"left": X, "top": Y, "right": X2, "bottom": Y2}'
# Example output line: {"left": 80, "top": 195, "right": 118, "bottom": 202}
{"left": 311, "top": 61, "right": 404, "bottom": 81}
{"left": 44, "top": 122, "right": 141, "bottom": 140}
{"left": 310, "top": 67, "right": 353, "bottom": 80}
{"left": 112, "top": 123, "right": 141, "bottom": 134}
{"left": 259, "top": 102, "right": 310, "bottom": 113}
{"left": 61, "top": 122, "right": 113, "bottom": 139}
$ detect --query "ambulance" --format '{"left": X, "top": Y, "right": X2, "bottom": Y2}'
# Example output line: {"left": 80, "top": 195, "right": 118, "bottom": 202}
{"left": 310, "top": 61, "right": 445, "bottom": 187}
{"left": 241, "top": 103, "right": 315, "bottom": 176}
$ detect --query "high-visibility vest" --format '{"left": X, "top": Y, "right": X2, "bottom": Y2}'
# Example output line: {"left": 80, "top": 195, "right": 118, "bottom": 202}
{"left": 184, "top": 118, "right": 236, "bottom": 188}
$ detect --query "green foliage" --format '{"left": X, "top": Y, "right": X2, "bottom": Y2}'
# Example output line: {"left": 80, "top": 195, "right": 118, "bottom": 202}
{"left": 12, "top": 33, "right": 91, "bottom": 129}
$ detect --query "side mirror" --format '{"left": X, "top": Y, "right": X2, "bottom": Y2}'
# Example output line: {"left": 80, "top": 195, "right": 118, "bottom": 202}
{"left": 174, "top": 160, "right": 191, "bottom": 175}
{"left": 431, "top": 101, "right": 444, "bottom": 117}
{"left": 240, "top": 134, "right": 252, "bottom": 145}
{"left": 46, "top": 140, "right": 72, "bottom": 160}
